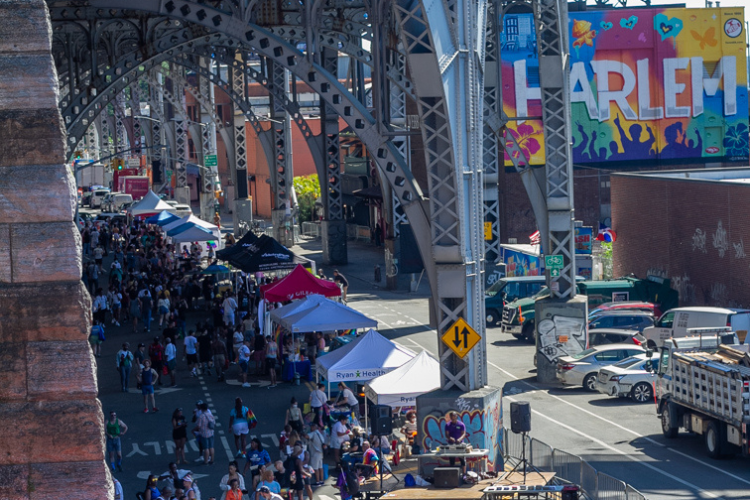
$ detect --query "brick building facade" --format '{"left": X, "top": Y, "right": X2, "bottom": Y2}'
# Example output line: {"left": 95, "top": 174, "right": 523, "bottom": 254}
{"left": 611, "top": 169, "right": 750, "bottom": 308}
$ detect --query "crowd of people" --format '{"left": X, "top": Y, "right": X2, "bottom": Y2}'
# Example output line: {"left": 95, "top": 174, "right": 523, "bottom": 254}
{"left": 84, "top": 214, "right": 402, "bottom": 500}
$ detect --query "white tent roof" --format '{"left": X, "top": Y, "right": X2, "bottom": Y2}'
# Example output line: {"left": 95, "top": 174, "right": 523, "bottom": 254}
{"left": 163, "top": 214, "right": 218, "bottom": 233}
{"left": 316, "top": 329, "right": 414, "bottom": 383}
{"left": 364, "top": 350, "right": 441, "bottom": 407}
{"left": 129, "top": 190, "right": 174, "bottom": 216}
{"left": 169, "top": 225, "right": 217, "bottom": 243}
{"left": 276, "top": 297, "right": 377, "bottom": 334}
{"left": 270, "top": 294, "right": 327, "bottom": 322}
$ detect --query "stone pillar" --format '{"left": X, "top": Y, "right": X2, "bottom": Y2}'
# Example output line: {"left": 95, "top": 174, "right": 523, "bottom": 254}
{"left": 535, "top": 295, "right": 588, "bottom": 383}
{"left": 0, "top": 1, "right": 108, "bottom": 499}
{"left": 415, "top": 387, "right": 503, "bottom": 475}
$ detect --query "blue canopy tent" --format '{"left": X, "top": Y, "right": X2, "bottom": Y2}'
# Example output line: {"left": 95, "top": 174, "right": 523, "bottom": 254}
{"left": 146, "top": 211, "right": 180, "bottom": 226}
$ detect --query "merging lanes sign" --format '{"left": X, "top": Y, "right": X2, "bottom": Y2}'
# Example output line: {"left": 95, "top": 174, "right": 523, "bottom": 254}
{"left": 441, "top": 317, "right": 481, "bottom": 358}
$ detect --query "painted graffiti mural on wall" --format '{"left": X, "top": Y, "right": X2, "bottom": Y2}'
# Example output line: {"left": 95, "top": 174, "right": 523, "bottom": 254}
{"left": 417, "top": 393, "right": 503, "bottom": 471}
{"left": 501, "top": 7, "right": 748, "bottom": 167}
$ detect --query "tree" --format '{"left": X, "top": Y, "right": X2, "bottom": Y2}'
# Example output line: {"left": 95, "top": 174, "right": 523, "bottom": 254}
{"left": 600, "top": 242, "right": 613, "bottom": 280}
{"left": 294, "top": 174, "right": 320, "bottom": 222}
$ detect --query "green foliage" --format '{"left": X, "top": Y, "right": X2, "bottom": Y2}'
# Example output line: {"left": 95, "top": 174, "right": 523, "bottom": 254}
{"left": 600, "top": 241, "right": 613, "bottom": 280}
{"left": 294, "top": 174, "right": 321, "bottom": 222}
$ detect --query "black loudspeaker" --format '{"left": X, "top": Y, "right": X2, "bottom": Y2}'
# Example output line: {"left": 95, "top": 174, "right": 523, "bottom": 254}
{"left": 433, "top": 467, "right": 461, "bottom": 488}
{"left": 371, "top": 405, "right": 393, "bottom": 434}
{"left": 510, "top": 401, "right": 531, "bottom": 433}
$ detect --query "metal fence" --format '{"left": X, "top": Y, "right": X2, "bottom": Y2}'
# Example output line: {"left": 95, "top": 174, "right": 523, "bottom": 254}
{"left": 502, "top": 429, "right": 647, "bottom": 500}
{"left": 300, "top": 222, "right": 320, "bottom": 238}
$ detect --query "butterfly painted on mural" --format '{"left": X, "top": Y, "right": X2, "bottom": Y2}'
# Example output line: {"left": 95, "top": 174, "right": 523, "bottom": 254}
{"left": 620, "top": 16, "right": 638, "bottom": 30}
{"left": 690, "top": 27, "right": 718, "bottom": 50}
{"left": 599, "top": 21, "right": 613, "bottom": 31}
{"left": 572, "top": 19, "right": 597, "bottom": 48}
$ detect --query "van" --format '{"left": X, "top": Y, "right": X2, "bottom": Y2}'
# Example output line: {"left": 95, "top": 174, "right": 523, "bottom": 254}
{"left": 485, "top": 276, "right": 546, "bottom": 326}
{"left": 642, "top": 307, "right": 750, "bottom": 348}
{"left": 89, "top": 188, "right": 110, "bottom": 209}
{"left": 169, "top": 204, "right": 193, "bottom": 218}
{"left": 109, "top": 193, "right": 133, "bottom": 212}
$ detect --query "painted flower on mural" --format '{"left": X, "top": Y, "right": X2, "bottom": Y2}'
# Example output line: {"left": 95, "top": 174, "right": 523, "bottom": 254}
{"left": 504, "top": 124, "right": 542, "bottom": 166}
{"left": 723, "top": 123, "right": 749, "bottom": 157}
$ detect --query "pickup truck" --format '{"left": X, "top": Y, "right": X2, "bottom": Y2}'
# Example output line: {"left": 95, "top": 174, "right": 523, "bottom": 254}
{"left": 652, "top": 333, "right": 750, "bottom": 458}
{"left": 500, "top": 277, "right": 678, "bottom": 343}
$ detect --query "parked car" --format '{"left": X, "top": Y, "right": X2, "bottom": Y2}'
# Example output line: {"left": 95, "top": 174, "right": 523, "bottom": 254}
{"left": 594, "top": 354, "right": 655, "bottom": 403}
{"left": 556, "top": 344, "right": 646, "bottom": 391}
{"left": 95, "top": 213, "right": 127, "bottom": 227}
{"left": 642, "top": 307, "right": 750, "bottom": 348}
{"left": 89, "top": 188, "right": 110, "bottom": 209}
{"left": 588, "top": 310, "right": 654, "bottom": 333}
{"left": 102, "top": 192, "right": 133, "bottom": 212}
{"left": 589, "top": 301, "right": 659, "bottom": 320}
{"left": 169, "top": 204, "right": 193, "bottom": 218}
{"left": 588, "top": 328, "right": 644, "bottom": 347}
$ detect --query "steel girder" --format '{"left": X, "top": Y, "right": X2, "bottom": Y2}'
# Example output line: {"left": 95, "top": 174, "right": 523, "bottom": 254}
{"left": 268, "top": 59, "right": 294, "bottom": 212}
{"left": 394, "top": 0, "right": 489, "bottom": 390}
{"left": 51, "top": 0, "right": 436, "bottom": 319}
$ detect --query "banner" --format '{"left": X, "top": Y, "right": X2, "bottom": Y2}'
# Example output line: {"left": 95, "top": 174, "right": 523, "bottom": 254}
{"left": 501, "top": 7, "right": 748, "bottom": 167}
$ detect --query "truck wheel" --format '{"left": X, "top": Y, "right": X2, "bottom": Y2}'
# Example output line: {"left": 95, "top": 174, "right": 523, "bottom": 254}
{"left": 661, "top": 403, "right": 678, "bottom": 438}
{"left": 631, "top": 382, "right": 653, "bottom": 403}
{"left": 583, "top": 373, "right": 597, "bottom": 392}
{"left": 522, "top": 323, "right": 535, "bottom": 344}
{"left": 486, "top": 309, "right": 500, "bottom": 327}
{"left": 705, "top": 420, "right": 725, "bottom": 459}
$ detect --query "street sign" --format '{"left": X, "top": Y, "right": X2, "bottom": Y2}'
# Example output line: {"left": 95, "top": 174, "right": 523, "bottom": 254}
{"left": 441, "top": 317, "right": 481, "bottom": 358}
{"left": 204, "top": 154, "right": 218, "bottom": 167}
{"left": 484, "top": 222, "right": 492, "bottom": 241}
{"left": 128, "top": 158, "right": 140, "bottom": 167}
{"left": 545, "top": 254, "right": 563, "bottom": 269}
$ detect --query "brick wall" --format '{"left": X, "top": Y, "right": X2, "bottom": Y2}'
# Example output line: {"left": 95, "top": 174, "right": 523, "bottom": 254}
{"left": 0, "top": 1, "right": 108, "bottom": 499}
{"left": 612, "top": 174, "right": 750, "bottom": 307}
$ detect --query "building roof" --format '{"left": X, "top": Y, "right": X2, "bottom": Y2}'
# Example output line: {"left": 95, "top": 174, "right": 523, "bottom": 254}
{"left": 612, "top": 167, "right": 750, "bottom": 186}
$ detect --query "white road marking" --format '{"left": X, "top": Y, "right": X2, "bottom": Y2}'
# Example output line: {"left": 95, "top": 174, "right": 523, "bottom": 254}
{"left": 403, "top": 335, "right": 750, "bottom": 493}
{"left": 126, "top": 443, "right": 148, "bottom": 457}
{"left": 143, "top": 441, "right": 162, "bottom": 455}
{"left": 220, "top": 435, "right": 234, "bottom": 461}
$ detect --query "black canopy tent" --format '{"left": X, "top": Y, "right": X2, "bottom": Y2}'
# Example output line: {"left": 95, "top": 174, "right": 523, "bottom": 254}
{"left": 215, "top": 230, "right": 260, "bottom": 261}
{"left": 217, "top": 234, "right": 310, "bottom": 273}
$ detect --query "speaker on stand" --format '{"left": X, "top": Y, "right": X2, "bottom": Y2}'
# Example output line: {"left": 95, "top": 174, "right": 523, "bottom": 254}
{"left": 507, "top": 401, "right": 541, "bottom": 483}
{"left": 369, "top": 405, "right": 399, "bottom": 491}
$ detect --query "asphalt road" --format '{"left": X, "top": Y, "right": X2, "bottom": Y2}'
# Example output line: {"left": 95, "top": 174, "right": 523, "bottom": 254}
{"left": 94, "top": 230, "right": 750, "bottom": 500}
{"left": 346, "top": 292, "right": 750, "bottom": 500}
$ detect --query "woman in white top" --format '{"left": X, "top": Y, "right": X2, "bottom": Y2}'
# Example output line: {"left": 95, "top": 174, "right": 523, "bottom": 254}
{"left": 157, "top": 292, "right": 171, "bottom": 327}
{"left": 308, "top": 383, "right": 327, "bottom": 428}
{"left": 219, "top": 460, "right": 247, "bottom": 500}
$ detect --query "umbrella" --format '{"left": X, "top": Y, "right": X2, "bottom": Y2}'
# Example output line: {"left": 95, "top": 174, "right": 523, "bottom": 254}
{"left": 202, "top": 264, "right": 230, "bottom": 275}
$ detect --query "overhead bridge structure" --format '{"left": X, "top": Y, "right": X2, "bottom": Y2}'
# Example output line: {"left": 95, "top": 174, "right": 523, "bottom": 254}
{"left": 0, "top": 0, "right": 577, "bottom": 495}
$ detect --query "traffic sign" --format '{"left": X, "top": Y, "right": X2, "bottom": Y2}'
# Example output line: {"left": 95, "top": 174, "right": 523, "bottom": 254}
{"left": 441, "top": 318, "right": 481, "bottom": 358}
{"left": 128, "top": 157, "right": 140, "bottom": 167}
{"left": 483, "top": 222, "right": 492, "bottom": 241}
{"left": 545, "top": 254, "right": 564, "bottom": 270}
{"left": 204, "top": 154, "right": 218, "bottom": 167}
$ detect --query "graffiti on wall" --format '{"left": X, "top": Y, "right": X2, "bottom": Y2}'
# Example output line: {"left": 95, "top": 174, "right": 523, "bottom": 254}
{"left": 419, "top": 398, "right": 502, "bottom": 471}
{"left": 692, "top": 228, "right": 708, "bottom": 253}
{"left": 537, "top": 315, "right": 587, "bottom": 361}
{"left": 713, "top": 220, "right": 729, "bottom": 257}
{"left": 501, "top": 7, "right": 749, "bottom": 168}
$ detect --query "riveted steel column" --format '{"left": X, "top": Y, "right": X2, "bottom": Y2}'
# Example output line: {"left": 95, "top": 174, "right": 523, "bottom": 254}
{"left": 268, "top": 59, "right": 295, "bottom": 247}
{"left": 320, "top": 47, "right": 347, "bottom": 265}
{"left": 483, "top": 3, "right": 501, "bottom": 267}
{"left": 231, "top": 56, "right": 249, "bottom": 205}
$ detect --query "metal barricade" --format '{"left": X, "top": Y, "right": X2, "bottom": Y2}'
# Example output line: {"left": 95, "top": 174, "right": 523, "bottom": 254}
{"left": 580, "top": 460, "right": 598, "bottom": 499}
{"left": 529, "top": 438, "right": 553, "bottom": 471}
{"left": 552, "top": 449, "right": 581, "bottom": 489}
{"left": 301, "top": 222, "right": 320, "bottom": 238}
{"left": 504, "top": 429, "right": 528, "bottom": 463}
{"left": 596, "top": 472, "right": 628, "bottom": 500}
{"left": 625, "top": 485, "right": 647, "bottom": 500}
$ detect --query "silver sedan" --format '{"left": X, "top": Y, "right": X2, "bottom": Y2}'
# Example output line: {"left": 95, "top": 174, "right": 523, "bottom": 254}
{"left": 594, "top": 354, "right": 656, "bottom": 403}
{"left": 555, "top": 344, "right": 645, "bottom": 391}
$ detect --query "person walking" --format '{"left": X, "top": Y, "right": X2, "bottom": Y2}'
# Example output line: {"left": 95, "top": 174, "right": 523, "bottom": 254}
{"left": 223, "top": 294, "right": 238, "bottom": 327}
{"left": 129, "top": 288, "right": 141, "bottom": 333}
{"left": 212, "top": 334, "right": 228, "bottom": 383}
{"left": 137, "top": 358, "right": 159, "bottom": 413}
{"left": 93, "top": 288, "right": 109, "bottom": 326}
{"left": 157, "top": 291, "right": 171, "bottom": 327}
{"left": 333, "top": 270, "right": 349, "bottom": 302}
{"left": 172, "top": 408, "right": 188, "bottom": 465}
{"left": 284, "top": 398, "right": 304, "bottom": 433}
{"left": 106, "top": 410, "right": 128, "bottom": 472}
{"left": 308, "top": 383, "right": 327, "bottom": 429}
{"left": 244, "top": 438, "right": 271, "bottom": 489}
{"left": 194, "top": 402, "right": 215, "bottom": 465}
{"left": 219, "top": 461, "right": 246, "bottom": 500}
{"left": 149, "top": 337, "right": 165, "bottom": 386}
{"left": 264, "top": 335, "right": 278, "bottom": 388}
{"left": 307, "top": 422, "right": 326, "bottom": 485}
{"left": 238, "top": 339, "right": 252, "bottom": 388}
{"left": 165, "top": 337, "right": 177, "bottom": 387}
{"left": 89, "top": 319, "right": 105, "bottom": 357}
{"left": 116, "top": 343, "right": 134, "bottom": 392}
{"left": 139, "top": 286, "right": 153, "bottom": 332}
{"left": 184, "top": 330, "right": 200, "bottom": 377}
{"left": 228, "top": 397, "right": 255, "bottom": 458}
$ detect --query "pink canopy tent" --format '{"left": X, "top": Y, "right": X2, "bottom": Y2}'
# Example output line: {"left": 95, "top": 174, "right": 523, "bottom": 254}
{"left": 260, "top": 264, "right": 341, "bottom": 302}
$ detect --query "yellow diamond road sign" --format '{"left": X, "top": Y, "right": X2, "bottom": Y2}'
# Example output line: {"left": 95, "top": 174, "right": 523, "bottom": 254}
{"left": 441, "top": 318, "right": 481, "bottom": 358}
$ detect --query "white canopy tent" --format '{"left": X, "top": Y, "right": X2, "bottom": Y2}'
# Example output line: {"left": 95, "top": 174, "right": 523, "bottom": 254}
{"left": 364, "top": 350, "right": 441, "bottom": 407}
{"left": 272, "top": 296, "right": 377, "bottom": 334}
{"left": 163, "top": 214, "right": 221, "bottom": 245}
{"left": 128, "top": 190, "right": 174, "bottom": 216}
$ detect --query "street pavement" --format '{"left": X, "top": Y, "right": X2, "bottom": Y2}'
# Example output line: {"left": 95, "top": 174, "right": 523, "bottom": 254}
{"left": 96, "top": 233, "right": 750, "bottom": 500}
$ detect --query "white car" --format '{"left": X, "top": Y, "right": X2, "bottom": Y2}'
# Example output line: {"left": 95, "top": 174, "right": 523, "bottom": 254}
{"left": 556, "top": 343, "right": 646, "bottom": 391}
{"left": 89, "top": 188, "right": 110, "bottom": 208}
{"left": 594, "top": 354, "right": 656, "bottom": 403}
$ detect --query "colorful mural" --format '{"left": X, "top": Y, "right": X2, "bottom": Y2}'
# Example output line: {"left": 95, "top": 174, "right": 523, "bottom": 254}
{"left": 501, "top": 7, "right": 748, "bottom": 167}
{"left": 503, "top": 247, "right": 543, "bottom": 277}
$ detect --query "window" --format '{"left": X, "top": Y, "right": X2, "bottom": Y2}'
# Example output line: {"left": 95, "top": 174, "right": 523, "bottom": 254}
{"left": 658, "top": 349, "right": 670, "bottom": 374}
{"left": 503, "top": 282, "right": 521, "bottom": 301}
{"left": 595, "top": 349, "right": 624, "bottom": 362}
{"left": 528, "top": 283, "right": 544, "bottom": 295}
{"left": 613, "top": 315, "right": 637, "bottom": 328}
{"left": 657, "top": 312, "right": 675, "bottom": 328}
{"left": 590, "top": 317, "right": 612, "bottom": 329}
